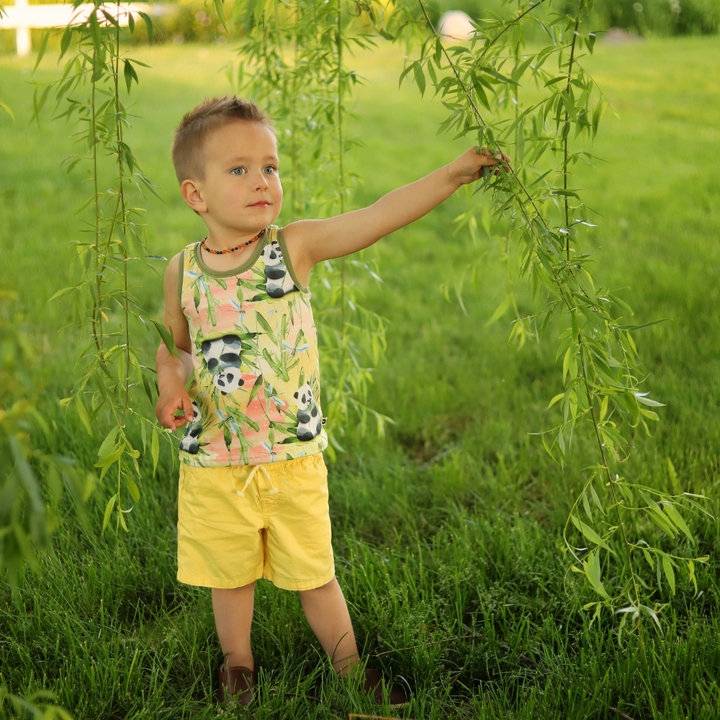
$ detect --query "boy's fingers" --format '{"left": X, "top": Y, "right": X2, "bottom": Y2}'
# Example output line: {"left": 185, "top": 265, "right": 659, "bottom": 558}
{"left": 182, "top": 396, "right": 194, "bottom": 422}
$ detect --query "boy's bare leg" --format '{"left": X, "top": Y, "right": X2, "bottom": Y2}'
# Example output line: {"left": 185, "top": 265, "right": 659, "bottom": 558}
{"left": 299, "top": 577, "right": 359, "bottom": 676}
{"left": 212, "top": 582, "right": 256, "bottom": 670}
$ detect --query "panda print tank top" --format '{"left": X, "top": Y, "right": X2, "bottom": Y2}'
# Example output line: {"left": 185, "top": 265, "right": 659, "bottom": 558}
{"left": 177, "top": 225, "right": 328, "bottom": 467}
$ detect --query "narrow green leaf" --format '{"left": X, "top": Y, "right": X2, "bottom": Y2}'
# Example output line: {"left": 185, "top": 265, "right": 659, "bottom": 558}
{"left": 582, "top": 549, "right": 610, "bottom": 600}
{"left": 95, "top": 444, "right": 125, "bottom": 469}
{"left": 548, "top": 392, "right": 565, "bottom": 409}
{"left": 89, "top": 11, "right": 102, "bottom": 51}
{"left": 142, "top": 372, "right": 155, "bottom": 404}
{"left": 33, "top": 30, "right": 50, "bottom": 72}
{"left": 413, "top": 63, "right": 426, "bottom": 96}
{"left": 563, "top": 347, "right": 572, "bottom": 383}
{"left": 125, "top": 476, "right": 141, "bottom": 503}
{"left": 592, "top": 99, "right": 605, "bottom": 137}
{"left": 642, "top": 548, "right": 654, "bottom": 570}
{"left": 75, "top": 395, "right": 94, "bottom": 438}
{"left": 633, "top": 392, "right": 665, "bottom": 408}
{"left": 59, "top": 25, "right": 72, "bottom": 60}
{"left": 399, "top": 63, "right": 414, "bottom": 88}
{"left": 151, "top": 427, "right": 160, "bottom": 475}
{"left": 213, "top": 0, "right": 228, "bottom": 30}
{"left": 140, "top": 418, "right": 147, "bottom": 454}
{"left": 102, "top": 494, "right": 117, "bottom": 533}
{"left": 571, "top": 514, "right": 614, "bottom": 553}
{"left": 648, "top": 505, "right": 677, "bottom": 538}
{"left": 662, "top": 554, "right": 676, "bottom": 595}
{"left": 663, "top": 502, "right": 693, "bottom": 542}
{"left": 640, "top": 604, "right": 663, "bottom": 632}
{"left": 98, "top": 426, "right": 120, "bottom": 461}
{"left": 150, "top": 319, "right": 177, "bottom": 357}
{"left": 542, "top": 433, "right": 557, "bottom": 462}
{"left": 485, "top": 295, "right": 511, "bottom": 327}
{"left": 589, "top": 483, "right": 605, "bottom": 515}
{"left": 123, "top": 60, "right": 139, "bottom": 93}
{"left": 138, "top": 11, "right": 154, "bottom": 44}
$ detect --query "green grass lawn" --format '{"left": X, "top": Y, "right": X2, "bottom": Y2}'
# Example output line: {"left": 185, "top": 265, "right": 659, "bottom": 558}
{"left": 2, "top": 34, "right": 720, "bottom": 719}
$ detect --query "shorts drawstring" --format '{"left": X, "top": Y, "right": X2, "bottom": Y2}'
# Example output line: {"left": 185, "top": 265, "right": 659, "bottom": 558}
{"left": 233, "top": 464, "right": 274, "bottom": 498}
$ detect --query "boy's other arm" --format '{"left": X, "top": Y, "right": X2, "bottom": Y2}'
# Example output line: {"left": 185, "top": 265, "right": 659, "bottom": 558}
{"left": 285, "top": 147, "right": 506, "bottom": 271}
{"left": 155, "top": 252, "right": 195, "bottom": 430}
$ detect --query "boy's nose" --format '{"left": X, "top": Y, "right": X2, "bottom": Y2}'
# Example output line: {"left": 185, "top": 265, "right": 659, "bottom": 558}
{"left": 255, "top": 171, "right": 269, "bottom": 189}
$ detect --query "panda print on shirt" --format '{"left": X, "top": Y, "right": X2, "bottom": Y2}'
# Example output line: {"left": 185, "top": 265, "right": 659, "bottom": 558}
{"left": 262, "top": 240, "right": 297, "bottom": 298}
{"left": 201, "top": 334, "right": 244, "bottom": 395}
{"left": 179, "top": 402, "right": 204, "bottom": 455}
{"left": 294, "top": 381, "right": 322, "bottom": 441}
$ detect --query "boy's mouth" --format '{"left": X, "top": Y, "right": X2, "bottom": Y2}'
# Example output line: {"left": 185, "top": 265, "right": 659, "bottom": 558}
{"left": 249, "top": 201, "right": 270, "bottom": 208}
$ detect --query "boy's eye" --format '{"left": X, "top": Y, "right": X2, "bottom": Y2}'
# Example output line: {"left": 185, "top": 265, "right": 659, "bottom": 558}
{"left": 262, "top": 166, "right": 277, "bottom": 175}
{"left": 231, "top": 167, "right": 246, "bottom": 175}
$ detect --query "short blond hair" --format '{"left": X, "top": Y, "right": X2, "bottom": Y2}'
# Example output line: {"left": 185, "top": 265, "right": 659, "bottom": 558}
{"left": 171, "top": 96, "right": 274, "bottom": 184}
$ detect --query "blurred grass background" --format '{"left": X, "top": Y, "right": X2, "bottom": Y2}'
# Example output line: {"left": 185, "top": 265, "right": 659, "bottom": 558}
{"left": 1, "top": 31, "right": 720, "bottom": 719}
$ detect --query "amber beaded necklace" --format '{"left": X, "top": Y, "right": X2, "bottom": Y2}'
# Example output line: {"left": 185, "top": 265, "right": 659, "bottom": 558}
{"left": 201, "top": 228, "right": 266, "bottom": 255}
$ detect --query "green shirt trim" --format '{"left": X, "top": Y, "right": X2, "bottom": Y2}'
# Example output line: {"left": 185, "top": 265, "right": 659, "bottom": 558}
{"left": 176, "top": 250, "right": 184, "bottom": 307}
{"left": 275, "top": 226, "right": 309, "bottom": 295}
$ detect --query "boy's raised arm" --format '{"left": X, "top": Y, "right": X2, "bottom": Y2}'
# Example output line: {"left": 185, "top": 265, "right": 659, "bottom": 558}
{"left": 155, "top": 253, "right": 195, "bottom": 430}
{"left": 285, "top": 147, "right": 506, "bottom": 271}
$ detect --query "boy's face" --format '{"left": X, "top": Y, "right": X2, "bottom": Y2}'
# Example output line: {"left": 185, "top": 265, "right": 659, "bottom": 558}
{"left": 184, "top": 120, "right": 282, "bottom": 237}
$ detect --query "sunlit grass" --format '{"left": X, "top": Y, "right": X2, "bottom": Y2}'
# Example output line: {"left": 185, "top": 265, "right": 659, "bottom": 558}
{"left": 1, "top": 36, "right": 720, "bottom": 719}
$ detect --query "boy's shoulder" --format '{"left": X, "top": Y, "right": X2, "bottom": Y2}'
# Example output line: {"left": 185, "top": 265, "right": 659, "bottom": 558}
{"left": 164, "top": 249, "right": 186, "bottom": 283}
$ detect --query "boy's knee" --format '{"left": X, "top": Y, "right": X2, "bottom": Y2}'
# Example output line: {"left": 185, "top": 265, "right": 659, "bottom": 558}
{"left": 299, "top": 577, "right": 337, "bottom": 597}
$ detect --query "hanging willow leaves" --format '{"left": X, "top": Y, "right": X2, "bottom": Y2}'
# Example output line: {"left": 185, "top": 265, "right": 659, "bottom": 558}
{"left": 32, "top": 2, "right": 164, "bottom": 533}
{"left": 228, "top": 0, "right": 392, "bottom": 456}
{"left": 366, "top": 0, "right": 709, "bottom": 640}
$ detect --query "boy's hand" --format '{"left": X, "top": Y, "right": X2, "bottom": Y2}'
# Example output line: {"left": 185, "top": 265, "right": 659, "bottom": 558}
{"left": 156, "top": 388, "right": 194, "bottom": 430}
{"left": 447, "top": 146, "right": 511, "bottom": 187}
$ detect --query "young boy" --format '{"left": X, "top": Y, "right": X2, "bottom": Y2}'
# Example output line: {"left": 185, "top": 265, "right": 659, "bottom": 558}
{"left": 155, "top": 96, "right": 503, "bottom": 707}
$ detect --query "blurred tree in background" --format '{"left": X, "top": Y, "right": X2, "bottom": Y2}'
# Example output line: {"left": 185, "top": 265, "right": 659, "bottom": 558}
{"left": 425, "top": 0, "right": 719, "bottom": 35}
{"left": 2, "top": 0, "right": 717, "bottom": 54}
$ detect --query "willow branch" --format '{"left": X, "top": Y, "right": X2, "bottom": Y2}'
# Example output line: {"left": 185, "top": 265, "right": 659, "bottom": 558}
{"left": 337, "top": 0, "right": 347, "bottom": 337}
{"left": 478, "top": 0, "right": 551, "bottom": 60}
{"left": 564, "top": 0, "right": 585, "bottom": 260}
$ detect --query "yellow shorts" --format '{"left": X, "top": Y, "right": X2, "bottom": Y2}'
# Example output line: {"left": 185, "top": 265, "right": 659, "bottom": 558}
{"left": 176, "top": 453, "right": 335, "bottom": 591}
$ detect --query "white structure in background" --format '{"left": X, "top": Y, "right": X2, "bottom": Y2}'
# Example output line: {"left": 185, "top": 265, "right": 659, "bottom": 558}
{"left": 0, "top": 0, "right": 149, "bottom": 57}
{"left": 438, "top": 10, "right": 475, "bottom": 42}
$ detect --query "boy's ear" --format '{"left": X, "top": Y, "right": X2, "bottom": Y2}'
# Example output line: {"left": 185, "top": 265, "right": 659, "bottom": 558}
{"left": 181, "top": 178, "right": 207, "bottom": 214}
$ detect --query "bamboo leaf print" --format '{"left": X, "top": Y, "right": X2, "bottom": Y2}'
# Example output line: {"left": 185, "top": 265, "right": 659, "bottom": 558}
{"left": 248, "top": 374, "right": 264, "bottom": 404}
{"left": 256, "top": 313, "right": 278, "bottom": 344}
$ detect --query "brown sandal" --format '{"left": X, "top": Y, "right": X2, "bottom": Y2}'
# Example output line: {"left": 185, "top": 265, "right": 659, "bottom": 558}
{"left": 363, "top": 668, "right": 410, "bottom": 709}
{"left": 218, "top": 663, "right": 257, "bottom": 707}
